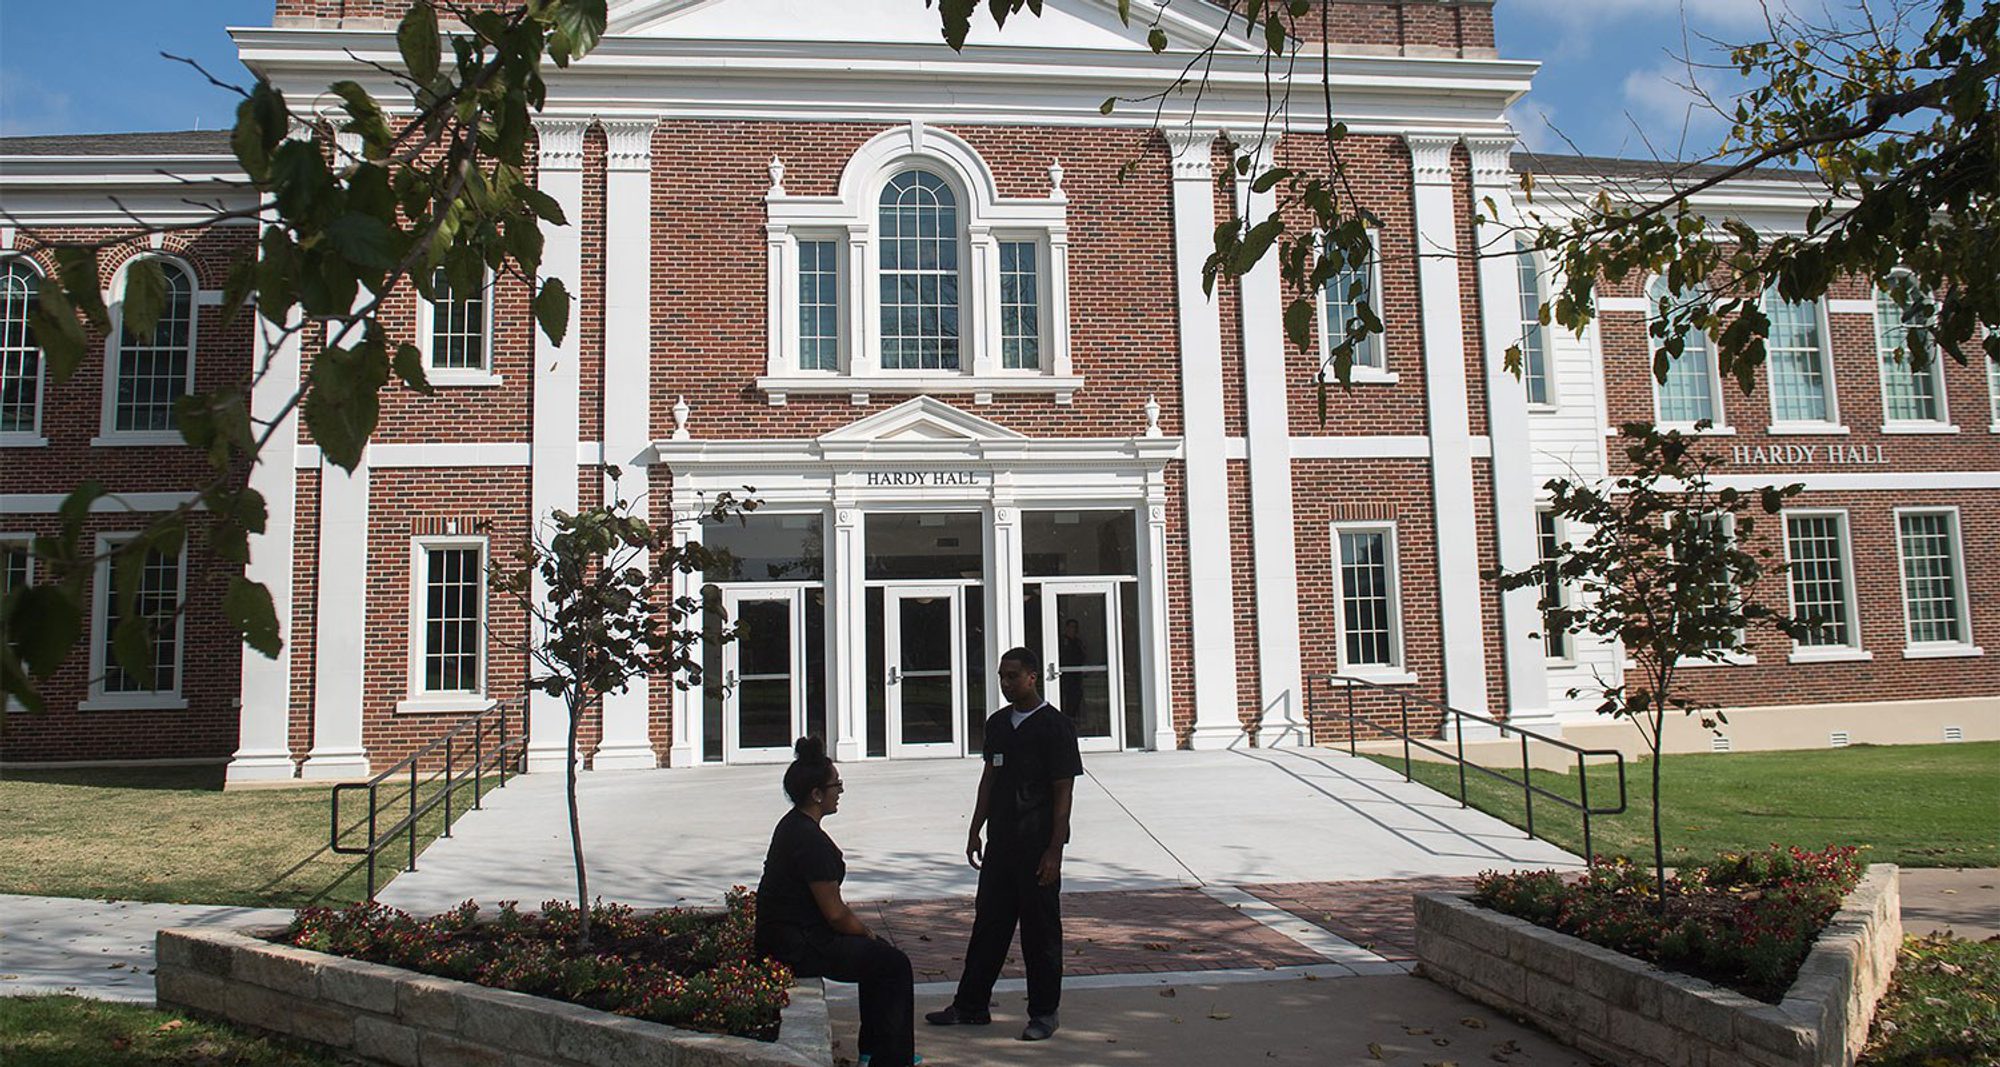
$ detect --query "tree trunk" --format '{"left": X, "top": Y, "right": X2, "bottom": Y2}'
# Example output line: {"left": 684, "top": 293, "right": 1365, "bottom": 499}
{"left": 1650, "top": 708, "right": 1667, "bottom": 914}
{"left": 567, "top": 696, "right": 591, "bottom": 947}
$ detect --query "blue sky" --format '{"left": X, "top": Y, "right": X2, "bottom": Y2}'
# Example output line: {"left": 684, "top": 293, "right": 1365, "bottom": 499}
{"left": 0, "top": 0, "right": 1781, "bottom": 160}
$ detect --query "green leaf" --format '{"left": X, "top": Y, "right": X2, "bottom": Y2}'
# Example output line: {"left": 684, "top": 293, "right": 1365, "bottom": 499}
{"left": 303, "top": 338, "right": 388, "bottom": 471}
{"left": 12, "top": 583, "right": 81, "bottom": 677}
{"left": 28, "top": 283, "right": 89, "bottom": 383}
{"left": 225, "top": 577, "right": 283, "bottom": 658}
{"left": 52, "top": 247, "right": 109, "bottom": 330}
{"left": 547, "top": 0, "right": 609, "bottom": 66}
{"left": 326, "top": 212, "right": 397, "bottom": 270}
{"left": 535, "top": 276, "right": 571, "bottom": 347}
{"left": 120, "top": 257, "right": 168, "bottom": 342}
{"left": 1147, "top": 27, "right": 1167, "bottom": 52}
{"left": 1099, "top": 96, "right": 1116, "bottom": 116}
{"left": 393, "top": 342, "right": 435, "bottom": 396}
{"left": 398, "top": 2, "right": 441, "bottom": 85}
{"left": 328, "top": 81, "right": 393, "bottom": 161}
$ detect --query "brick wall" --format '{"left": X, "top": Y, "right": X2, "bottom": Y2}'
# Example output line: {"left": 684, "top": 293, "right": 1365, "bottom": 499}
{"left": 1289, "top": 1, "right": 1498, "bottom": 55}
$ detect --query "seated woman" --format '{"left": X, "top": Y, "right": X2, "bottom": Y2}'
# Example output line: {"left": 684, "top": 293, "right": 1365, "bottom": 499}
{"left": 755, "top": 736, "right": 917, "bottom": 1067}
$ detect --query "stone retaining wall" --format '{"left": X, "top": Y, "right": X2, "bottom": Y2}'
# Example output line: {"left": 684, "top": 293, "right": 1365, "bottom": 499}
{"left": 1414, "top": 865, "right": 1900, "bottom": 1067}
{"left": 155, "top": 925, "right": 831, "bottom": 1067}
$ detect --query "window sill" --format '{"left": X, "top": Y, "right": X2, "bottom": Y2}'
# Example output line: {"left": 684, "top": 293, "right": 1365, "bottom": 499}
{"left": 78, "top": 694, "right": 188, "bottom": 711}
{"left": 759, "top": 373, "right": 1084, "bottom": 405}
{"left": 0, "top": 433, "right": 49, "bottom": 448}
{"left": 1766, "top": 423, "right": 1850, "bottom": 436}
{"left": 1787, "top": 647, "right": 1873, "bottom": 665}
{"left": 1337, "top": 668, "right": 1418, "bottom": 686}
{"left": 1880, "top": 422, "right": 1958, "bottom": 435}
{"left": 427, "top": 371, "right": 506, "bottom": 388}
{"left": 397, "top": 695, "right": 496, "bottom": 716}
{"left": 91, "top": 432, "right": 185, "bottom": 448}
{"left": 1681, "top": 652, "right": 1757, "bottom": 668}
{"left": 1657, "top": 423, "right": 1735, "bottom": 436}
{"left": 1903, "top": 644, "right": 1984, "bottom": 660}
{"left": 1337, "top": 368, "right": 1399, "bottom": 386}
{"left": 1526, "top": 401, "right": 1561, "bottom": 414}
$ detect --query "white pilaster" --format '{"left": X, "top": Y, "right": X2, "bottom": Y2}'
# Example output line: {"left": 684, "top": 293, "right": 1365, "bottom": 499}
{"left": 1405, "top": 133, "right": 1490, "bottom": 714}
{"left": 1466, "top": 134, "right": 1552, "bottom": 724}
{"left": 829, "top": 504, "right": 867, "bottom": 762}
{"left": 987, "top": 500, "right": 1024, "bottom": 716}
{"left": 1166, "top": 127, "right": 1240, "bottom": 750}
{"left": 301, "top": 450, "right": 370, "bottom": 779}
{"left": 667, "top": 500, "right": 703, "bottom": 767}
{"left": 1140, "top": 497, "right": 1175, "bottom": 752}
{"left": 526, "top": 118, "right": 589, "bottom": 773}
{"left": 1228, "top": 135, "right": 1307, "bottom": 747}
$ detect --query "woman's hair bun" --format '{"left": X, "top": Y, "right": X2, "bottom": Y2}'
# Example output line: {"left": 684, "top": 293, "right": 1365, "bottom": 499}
{"left": 793, "top": 735, "right": 826, "bottom": 761}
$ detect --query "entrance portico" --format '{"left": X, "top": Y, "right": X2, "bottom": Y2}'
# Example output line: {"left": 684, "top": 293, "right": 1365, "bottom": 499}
{"left": 655, "top": 396, "right": 1181, "bottom": 765}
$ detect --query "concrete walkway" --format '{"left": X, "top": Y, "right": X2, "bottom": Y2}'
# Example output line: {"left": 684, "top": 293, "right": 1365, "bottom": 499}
{"left": 0, "top": 894, "right": 291, "bottom": 1003}
{"left": 377, "top": 747, "right": 1580, "bottom": 914}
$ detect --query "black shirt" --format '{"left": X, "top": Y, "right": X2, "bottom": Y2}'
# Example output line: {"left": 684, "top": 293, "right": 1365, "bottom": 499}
{"left": 981, "top": 702, "right": 1084, "bottom": 848}
{"left": 754, "top": 808, "right": 845, "bottom": 947}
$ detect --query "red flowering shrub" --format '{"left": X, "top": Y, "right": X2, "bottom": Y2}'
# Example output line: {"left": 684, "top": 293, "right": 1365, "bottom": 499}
{"left": 1473, "top": 845, "right": 1865, "bottom": 1002}
{"left": 279, "top": 888, "right": 792, "bottom": 1040}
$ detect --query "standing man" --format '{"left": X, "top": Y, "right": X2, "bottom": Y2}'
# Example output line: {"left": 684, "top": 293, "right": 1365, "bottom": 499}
{"left": 924, "top": 646, "right": 1082, "bottom": 1042}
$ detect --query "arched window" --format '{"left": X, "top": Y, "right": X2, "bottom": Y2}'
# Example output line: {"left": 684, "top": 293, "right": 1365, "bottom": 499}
{"left": 1515, "top": 239, "right": 1551, "bottom": 404}
{"left": 110, "top": 257, "right": 195, "bottom": 434}
{"left": 0, "top": 260, "right": 41, "bottom": 438}
{"left": 1647, "top": 276, "right": 1718, "bottom": 425}
{"left": 878, "top": 170, "right": 961, "bottom": 371}
{"left": 1874, "top": 273, "right": 1945, "bottom": 426}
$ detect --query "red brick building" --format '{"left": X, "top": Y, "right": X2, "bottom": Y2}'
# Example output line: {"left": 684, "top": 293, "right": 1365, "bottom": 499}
{"left": 2, "top": 0, "right": 1994, "bottom": 779}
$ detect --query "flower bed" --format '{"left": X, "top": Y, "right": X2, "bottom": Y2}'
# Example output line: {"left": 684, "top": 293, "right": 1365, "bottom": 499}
{"left": 276, "top": 889, "right": 792, "bottom": 1040}
{"left": 1472, "top": 845, "right": 1865, "bottom": 1001}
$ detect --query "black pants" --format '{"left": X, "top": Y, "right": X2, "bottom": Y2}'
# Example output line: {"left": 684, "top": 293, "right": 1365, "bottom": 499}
{"left": 953, "top": 837, "right": 1063, "bottom": 1018}
{"left": 767, "top": 930, "right": 915, "bottom": 1067}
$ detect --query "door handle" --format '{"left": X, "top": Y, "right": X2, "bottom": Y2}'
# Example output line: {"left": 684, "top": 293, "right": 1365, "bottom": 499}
{"left": 888, "top": 667, "right": 901, "bottom": 686}
{"left": 725, "top": 670, "right": 738, "bottom": 692}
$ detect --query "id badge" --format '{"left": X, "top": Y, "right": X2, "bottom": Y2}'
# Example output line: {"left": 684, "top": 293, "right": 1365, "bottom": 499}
{"left": 991, "top": 753, "right": 1005, "bottom": 767}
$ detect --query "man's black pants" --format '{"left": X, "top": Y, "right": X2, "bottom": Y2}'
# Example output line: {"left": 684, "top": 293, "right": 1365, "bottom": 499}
{"left": 770, "top": 932, "right": 915, "bottom": 1066}
{"left": 953, "top": 837, "right": 1063, "bottom": 1018}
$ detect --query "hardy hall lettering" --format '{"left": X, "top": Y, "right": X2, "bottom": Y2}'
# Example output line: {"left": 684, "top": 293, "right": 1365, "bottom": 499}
{"left": 863, "top": 470, "right": 987, "bottom": 487}
{"left": 1730, "top": 444, "right": 1888, "bottom": 466}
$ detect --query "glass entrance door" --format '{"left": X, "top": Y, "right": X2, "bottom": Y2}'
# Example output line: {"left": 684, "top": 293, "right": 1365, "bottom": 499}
{"left": 885, "top": 585, "right": 964, "bottom": 758}
{"left": 722, "top": 588, "right": 803, "bottom": 763}
{"left": 1041, "top": 581, "right": 1122, "bottom": 751}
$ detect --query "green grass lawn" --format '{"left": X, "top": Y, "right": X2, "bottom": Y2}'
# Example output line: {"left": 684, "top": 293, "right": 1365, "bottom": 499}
{"left": 0, "top": 765, "right": 492, "bottom": 907}
{"left": 0, "top": 996, "right": 347, "bottom": 1067}
{"left": 1862, "top": 934, "right": 2000, "bottom": 1066}
{"left": 1365, "top": 741, "right": 2000, "bottom": 868}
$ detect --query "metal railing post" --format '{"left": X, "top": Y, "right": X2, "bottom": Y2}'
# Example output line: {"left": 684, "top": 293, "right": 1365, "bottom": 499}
{"left": 1578, "top": 751, "right": 1593, "bottom": 866}
{"left": 407, "top": 759, "right": 419, "bottom": 872}
{"left": 366, "top": 782, "right": 379, "bottom": 902}
{"left": 1520, "top": 731, "right": 1535, "bottom": 840}
{"left": 1456, "top": 713, "right": 1468, "bottom": 808}
{"left": 474, "top": 713, "right": 485, "bottom": 809}
{"left": 1399, "top": 694, "right": 1411, "bottom": 781}
{"left": 443, "top": 736, "right": 455, "bottom": 838}
{"left": 1345, "top": 680, "right": 1357, "bottom": 757}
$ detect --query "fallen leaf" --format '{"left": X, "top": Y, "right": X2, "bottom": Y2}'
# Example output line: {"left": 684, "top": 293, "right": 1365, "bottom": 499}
{"left": 1367, "top": 1041, "right": 1385, "bottom": 1059}
{"left": 1159, "top": 988, "right": 1177, "bottom": 998}
{"left": 1170, "top": 1015, "right": 1183, "bottom": 1024}
{"left": 1142, "top": 942, "right": 1172, "bottom": 952}
{"left": 1434, "top": 1037, "right": 1452, "bottom": 1046}
{"left": 1302, "top": 973, "right": 1319, "bottom": 981}
{"left": 156, "top": 1020, "right": 184, "bottom": 1033}
{"left": 1208, "top": 1009, "right": 1233, "bottom": 1021}
{"left": 1459, "top": 1016, "right": 1487, "bottom": 1029}
{"left": 1404, "top": 1026, "right": 1433, "bottom": 1035}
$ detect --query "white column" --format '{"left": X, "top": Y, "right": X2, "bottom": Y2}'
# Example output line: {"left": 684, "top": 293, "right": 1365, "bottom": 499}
{"left": 987, "top": 500, "right": 1024, "bottom": 716}
{"left": 828, "top": 504, "right": 867, "bottom": 762}
{"left": 667, "top": 499, "right": 703, "bottom": 767}
{"left": 1140, "top": 496, "right": 1175, "bottom": 751}
{"left": 1229, "top": 135, "right": 1307, "bottom": 747}
{"left": 1465, "top": 135, "right": 1552, "bottom": 725}
{"left": 1405, "top": 133, "right": 1490, "bottom": 714}
{"left": 227, "top": 233, "right": 304, "bottom": 782}
{"left": 526, "top": 118, "right": 589, "bottom": 773}
{"left": 592, "top": 118, "right": 660, "bottom": 770}
{"left": 301, "top": 450, "right": 370, "bottom": 779}
{"left": 1166, "top": 128, "right": 1241, "bottom": 750}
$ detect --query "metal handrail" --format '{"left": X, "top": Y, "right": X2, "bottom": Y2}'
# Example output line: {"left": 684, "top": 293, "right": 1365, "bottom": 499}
{"left": 1307, "top": 674, "right": 1628, "bottom": 864}
{"left": 330, "top": 700, "right": 527, "bottom": 901}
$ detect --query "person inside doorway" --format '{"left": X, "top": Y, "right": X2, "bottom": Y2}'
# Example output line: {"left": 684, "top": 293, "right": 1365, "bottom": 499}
{"left": 755, "top": 737, "right": 918, "bottom": 1067}
{"left": 924, "top": 647, "right": 1083, "bottom": 1041}
{"left": 1057, "top": 617, "right": 1086, "bottom": 716}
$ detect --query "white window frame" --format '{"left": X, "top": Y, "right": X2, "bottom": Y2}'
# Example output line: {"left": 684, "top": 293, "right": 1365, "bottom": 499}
{"left": 97, "top": 254, "right": 199, "bottom": 447}
{"left": 1986, "top": 351, "right": 2000, "bottom": 434}
{"left": 1893, "top": 506, "right": 1981, "bottom": 659}
{"left": 793, "top": 231, "right": 847, "bottom": 374}
{"left": 401, "top": 535, "right": 492, "bottom": 714}
{"left": 1535, "top": 508, "right": 1573, "bottom": 664}
{"left": 417, "top": 266, "right": 502, "bottom": 387}
{"left": 1675, "top": 511, "right": 1755, "bottom": 667}
{"left": 1330, "top": 520, "right": 1413, "bottom": 682}
{"left": 1762, "top": 289, "right": 1845, "bottom": 435}
{"left": 1645, "top": 275, "right": 1728, "bottom": 432}
{"left": 1782, "top": 509, "right": 1870, "bottom": 663}
{"left": 1873, "top": 278, "right": 1953, "bottom": 434}
{"left": 1315, "top": 228, "right": 1394, "bottom": 384}
{"left": 1, "top": 533, "right": 30, "bottom": 712}
{"left": 0, "top": 257, "right": 48, "bottom": 447}
{"left": 81, "top": 532, "right": 188, "bottom": 711}
{"left": 1516, "top": 239, "right": 1556, "bottom": 408}
{"left": 995, "top": 232, "right": 1051, "bottom": 373}
{"left": 760, "top": 122, "right": 1078, "bottom": 403}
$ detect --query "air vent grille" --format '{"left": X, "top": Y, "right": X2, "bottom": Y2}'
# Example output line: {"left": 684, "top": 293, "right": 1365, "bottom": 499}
{"left": 1711, "top": 736, "right": 1732, "bottom": 753}
{"left": 1945, "top": 726, "right": 1965, "bottom": 742}
{"left": 1829, "top": 731, "right": 1851, "bottom": 748}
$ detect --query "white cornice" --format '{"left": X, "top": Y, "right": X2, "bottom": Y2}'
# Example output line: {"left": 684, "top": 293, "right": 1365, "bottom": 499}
{"left": 0, "top": 156, "right": 256, "bottom": 227}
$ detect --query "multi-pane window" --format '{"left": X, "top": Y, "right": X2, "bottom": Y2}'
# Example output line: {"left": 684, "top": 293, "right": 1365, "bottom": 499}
{"left": 1320, "top": 233, "right": 1384, "bottom": 373}
{"left": 426, "top": 267, "right": 487, "bottom": 372}
{"left": 798, "top": 240, "right": 841, "bottom": 371}
{"left": 1, "top": 261, "right": 42, "bottom": 435}
{"left": 878, "top": 170, "right": 961, "bottom": 370}
{"left": 1990, "top": 354, "right": 2000, "bottom": 428}
{"left": 1516, "top": 240, "right": 1551, "bottom": 404}
{"left": 1, "top": 539, "right": 29, "bottom": 598}
{"left": 112, "top": 259, "right": 194, "bottom": 433}
{"left": 1333, "top": 525, "right": 1401, "bottom": 669}
{"left": 99, "top": 541, "right": 183, "bottom": 694}
{"left": 1897, "top": 510, "right": 1968, "bottom": 647}
{"left": 419, "top": 542, "right": 484, "bottom": 694}
{"left": 1648, "top": 276, "right": 1718, "bottom": 424}
{"left": 999, "top": 240, "right": 1040, "bottom": 370}
{"left": 1786, "top": 513, "right": 1856, "bottom": 649}
{"left": 1536, "top": 511, "right": 1570, "bottom": 659}
{"left": 1876, "top": 283, "right": 1944, "bottom": 424}
{"left": 1765, "top": 288, "right": 1833, "bottom": 424}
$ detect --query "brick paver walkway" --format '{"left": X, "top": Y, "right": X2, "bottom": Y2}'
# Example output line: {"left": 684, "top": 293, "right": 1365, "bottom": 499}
{"left": 1244, "top": 876, "right": 1475, "bottom": 961}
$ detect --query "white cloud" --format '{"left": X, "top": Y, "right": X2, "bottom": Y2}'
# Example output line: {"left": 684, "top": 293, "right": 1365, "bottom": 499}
{"left": 1509, "top": 0, "right": 1796, "bottom": 31}
{"left": 1508, "top": 99, "right": 1570, "bottom": 154}
{"left": 1619, "top": 62, "right": 1732, "bottom": 157}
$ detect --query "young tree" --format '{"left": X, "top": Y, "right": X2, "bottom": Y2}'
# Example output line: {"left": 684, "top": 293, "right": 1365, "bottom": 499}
{"left": 488, "top": 482, "right": 748, "bottom": 945}
{"left": 1493, "top": 422, "right": 1813, "bottom": 903}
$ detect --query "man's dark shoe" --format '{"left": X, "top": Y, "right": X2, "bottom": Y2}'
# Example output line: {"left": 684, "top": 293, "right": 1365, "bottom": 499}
{"left": 1019, "top": 1014, "right": 1059, "bottom": 1041}
{"left": 923, "top": 1005, "right": 991, "bottom": 1026}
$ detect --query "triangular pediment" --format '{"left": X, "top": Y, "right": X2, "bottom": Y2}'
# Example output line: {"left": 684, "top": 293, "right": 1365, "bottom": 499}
{"left": 607, "top": 0, "right": 1252, "bottom": 52}
{"left": 818, "top": 396, "right": 1027, "bottom": 444}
